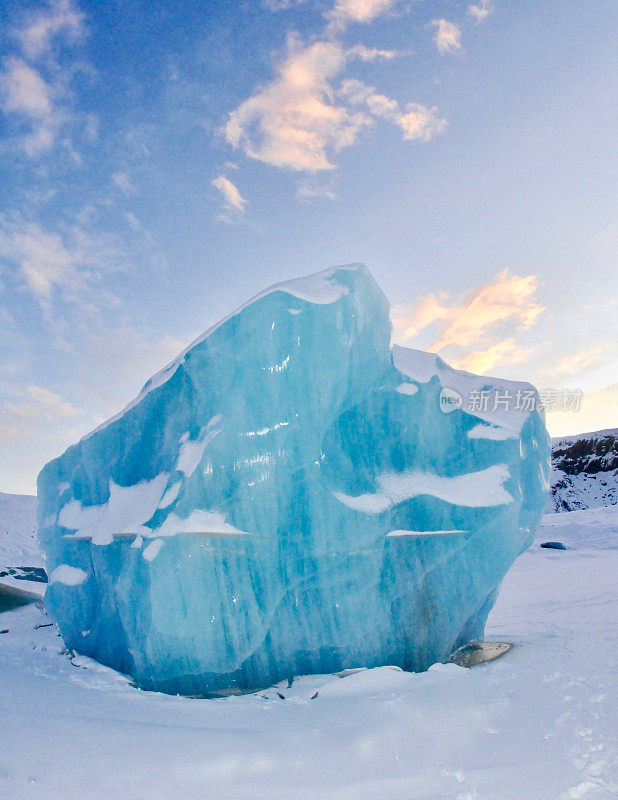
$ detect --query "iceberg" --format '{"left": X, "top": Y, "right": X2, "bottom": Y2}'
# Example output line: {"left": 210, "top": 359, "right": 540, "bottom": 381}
{"left": 37, "top": 264, "right": 550, "bottom": 695}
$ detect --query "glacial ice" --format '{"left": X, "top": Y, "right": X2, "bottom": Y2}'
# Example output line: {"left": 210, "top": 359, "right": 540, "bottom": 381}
{"left": 37, "top": 264, "right": 550, "bottom": 695}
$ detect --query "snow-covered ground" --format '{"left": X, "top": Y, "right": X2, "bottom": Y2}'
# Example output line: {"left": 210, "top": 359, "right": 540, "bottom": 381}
{"left": 0, "top": 492, "right": 40, "bottom": 568}
{"left": 1, "top": 507, "right": 616, "bottom": 800}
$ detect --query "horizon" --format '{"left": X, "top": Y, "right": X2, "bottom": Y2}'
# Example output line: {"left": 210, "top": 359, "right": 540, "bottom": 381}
{"left": 1, "top": 0, "right": 617, "bottom": 494}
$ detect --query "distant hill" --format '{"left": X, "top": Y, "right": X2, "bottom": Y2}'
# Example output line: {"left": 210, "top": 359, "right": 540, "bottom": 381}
{"left": 549, "top": 428, "right": 618, "bottom": 512}
{"left": 0, "top": 492, "right": 41, "bottom": 567}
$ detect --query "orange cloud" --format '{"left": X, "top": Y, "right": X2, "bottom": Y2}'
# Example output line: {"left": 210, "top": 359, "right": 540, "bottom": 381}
{"left": 449, "top": 338, "right": 533, "bottom": 374}
{"left": 429, "top": 270, "right": 545, "bottom": 351}
{"left": 393, "top": 270, "right": 545, "bottom": 353}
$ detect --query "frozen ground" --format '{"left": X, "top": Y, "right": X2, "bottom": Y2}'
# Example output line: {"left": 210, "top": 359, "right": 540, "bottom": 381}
{"left": 0, "top": 507, "right": 616, "bottom": 800}
{"left": 0, "top": 492, "right": 40, "bottom": 568}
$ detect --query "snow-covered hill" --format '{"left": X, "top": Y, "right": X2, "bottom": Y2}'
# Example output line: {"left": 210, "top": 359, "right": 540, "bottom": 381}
{"left": 0, "top": 492, "right": 41, "bottom": 567}
{"left": 549, "top": 428, "right": 618, "bottom": 512}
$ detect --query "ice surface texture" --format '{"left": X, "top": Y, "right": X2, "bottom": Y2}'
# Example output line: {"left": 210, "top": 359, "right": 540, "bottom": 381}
{"left": 37, "top": 265, "right": 550, "bottom": 695}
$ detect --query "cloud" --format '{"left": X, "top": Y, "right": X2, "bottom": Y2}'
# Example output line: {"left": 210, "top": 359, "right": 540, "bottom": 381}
{"left": 0, "top": 219, "right": 88, "bottom": 299}
{"left": 549, "top": 344, "right": 611, "bottom": 378}
{"left": 392, "top": 293, "right": 452, "bottom": 340}
{"left": 431, "top": 19, "right": 462, "bottom": 55}
{"left": 0, "top": 57, "right": 52, "bottom": 117}
{"left": 329, "top": 0, "right": 402, "bottom": 27}
{"left": 347, "top": 44, "right": 398, "bottom": 61}
{"left": 0, "top": 384, "right": 82, "bottom": 443}
{"left": 398, "top": 102, "right": 447, "bottom": 141}
{"left": 17, "top": 0, "right": 85, "bottom": 59}
{"left": 224, "top": 3, "right": 444, "bottom": 175}
{"left": 0, "top": 56, "right": 59, "bottom": 155}
{"left": 125, "top": 212, "right": 141, "bottom": 231}
{"left": 296, "top": 176, "right": 337, "bottom": 200}
{"left": 467, "top": 1, "right": 493, "bottom": 22}
{"left": 429, "top": 270, "right": 545, "bottom": 352}
{"left": 112, "top": 171, "right": 135, "bottom": 193}
{"left": 263, "top": 0, "right": 307, "bottom": 9}
{"left": 393, "top": 271, "right": 545, "bottom": 373}
{"left": 211, "top": 175, "right": 247, "bottom": 212}
{"left": 0, "top": 1, "right": 87, "bottom": 158}
{"left": 224, "top": 39, "right": 368, "bottom": 172}
{"left": 341, "top": 78, "right": 446, "bottom": 142}
{"left": 449, "top": 338, "right": 532, "bottom": 373}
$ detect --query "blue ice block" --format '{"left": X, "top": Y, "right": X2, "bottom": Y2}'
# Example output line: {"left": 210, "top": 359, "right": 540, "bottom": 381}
{"left": 37, "top": 264, "right": 550, "bottom": 694}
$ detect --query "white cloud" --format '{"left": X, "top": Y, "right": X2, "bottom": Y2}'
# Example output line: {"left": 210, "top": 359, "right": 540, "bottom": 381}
{"left": 263, "top": 0, "right": 308, "bottom": 8}
{"left": 0, "top": 57, "right": 52, "bottom": 118}
{"left": 224, "top": 39, "right": 368, "bottom": 172}
{"left": 112, "top": 171, "right": 135, "bottom": 193}
{"left": 211, "top": 175, "right": 247, "bottom": 212}
{"left": 0, "top": 384, "right": 82, "bottom": 443}
{"left": 18, "top": 0, "right": 85, "bottom": 60}
{"left": 341, "top": 79, "right": 446, "bottom": 142}
{"left": 0, "top": 1, "right": 87, "bottom": 158}
{"left": 431, "top": 19, "right": 462, "bottom": 55}
{"left": 224, "top": 1, "right": 446, "bottom": 177}
{"left": 398, "top": 102, "right": 447, "bottom": 141}
{"left": 330, "top": 0, "right": 402, "bottom": 27}
{"left": 467, "top": 1, "right": 493, "bottom": 22}
{"left": 0, "top": 218, "right": 88, "bottom": 300}
{"left": 0, "top": 56, "right": 61, "bottom": 156}
{"left": 347, "top": 44, "right": 398, "bottom": 61}
{"left": 125, "top": 212, "right": 141, "bottom": 231}
{"left": 549, "top": 345, "right": 611, "bottom": 379}
{"left": 296, "top": 176, "right": 337, "bottom": 200}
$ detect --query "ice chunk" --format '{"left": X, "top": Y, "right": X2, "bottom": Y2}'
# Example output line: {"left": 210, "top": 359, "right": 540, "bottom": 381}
{"left": 37, "top": 263, "right": 550, "bottom": 695}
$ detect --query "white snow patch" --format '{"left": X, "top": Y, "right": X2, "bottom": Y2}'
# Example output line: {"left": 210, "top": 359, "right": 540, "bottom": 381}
{"left": 142, "top": 538, "right": 164, "bottom": 562}
{"left": 130, "top": 535, "right": 143, "bottom": 549}
{"left": 468, "top": 423, "right": 517, "bottom": 440}
{"left": 177, "top": 418, "right": 222, "bottom": 477}
{"left": 158, "top": 482, "right": 181, "bottom": 509}
{"left": 153, "top": 509, "right": 249, "bottom": 538}
{"left": 288, "top": 308, "right": 301, "bottom": 315}
{"left": 49, "top": 564, "right": 88, "bottom": 586}
{"left": 58, "top": 474, "right": 168, "bottom": 545}
{"left": 395, "top": 383, "right": 418, "bottom": 396}
{"left": 333, "top": 464, "right": 513, "bottom": 513}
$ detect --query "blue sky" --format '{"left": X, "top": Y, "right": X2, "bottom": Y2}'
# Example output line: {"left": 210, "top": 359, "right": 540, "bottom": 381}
{"left": 1, "top": 0, "right": 617, "bottom": 494}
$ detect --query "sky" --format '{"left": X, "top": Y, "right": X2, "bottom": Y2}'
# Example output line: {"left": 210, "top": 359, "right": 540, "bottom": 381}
{"left": 0, "top": 0, "right": 617, "bottom": 494}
